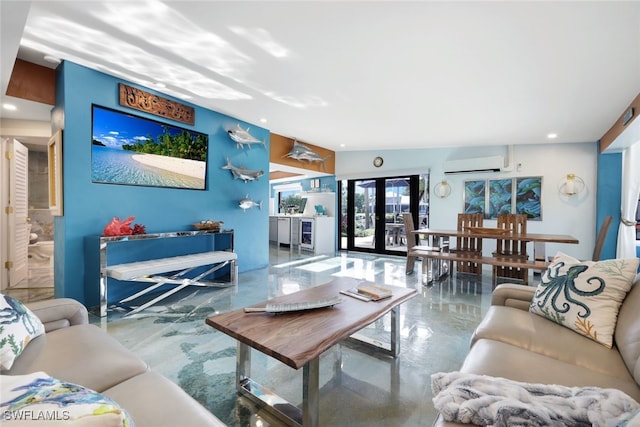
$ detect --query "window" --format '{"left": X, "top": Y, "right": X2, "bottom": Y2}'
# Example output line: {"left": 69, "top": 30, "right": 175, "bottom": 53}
{"left": 274, "top": 183, "right": 305, "bottom": 214}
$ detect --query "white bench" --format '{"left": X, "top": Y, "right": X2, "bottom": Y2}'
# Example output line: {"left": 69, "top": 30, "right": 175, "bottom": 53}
{"left": 102, "top": 251, "right": 238, "bottom": 316}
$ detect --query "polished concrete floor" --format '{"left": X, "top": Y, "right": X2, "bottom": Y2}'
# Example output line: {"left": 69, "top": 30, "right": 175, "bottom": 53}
{"left": 4, "top": 249, "right": 55, "bottom": 302}
{"left": 98, "top": 244, "right": 512, "bottom": 426}
{"left": 11, "top": 244, "right": 512, "bottom": 426}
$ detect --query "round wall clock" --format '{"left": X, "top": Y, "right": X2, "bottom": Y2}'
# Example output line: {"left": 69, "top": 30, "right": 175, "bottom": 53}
{"left": 373, "top": 156, "right": 384, "bottom": 167}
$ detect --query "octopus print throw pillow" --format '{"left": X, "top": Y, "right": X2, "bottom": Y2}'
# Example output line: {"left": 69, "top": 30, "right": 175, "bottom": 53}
{"left": 530, "top": 252, "right": 639, "bottom": 348}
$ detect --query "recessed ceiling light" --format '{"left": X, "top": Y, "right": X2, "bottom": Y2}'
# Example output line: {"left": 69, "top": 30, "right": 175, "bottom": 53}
{"left": 155, "top": 82, "right": 166, "bottom": 88}
{"left": 260, "top": 118, "right": 267, "bottom": 123}
{"left": 340, "top": 144, "right": 346, "bottom": 147}
{"left": 2, "top": 103, "right": 17, "bottom": 111}
{"left": 547, "top": 133, "right": 558, "bottom": 139}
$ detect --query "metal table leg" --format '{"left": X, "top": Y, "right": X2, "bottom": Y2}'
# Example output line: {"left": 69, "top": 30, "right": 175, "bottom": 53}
{"left": 345, "top": 306, "right": 401, "bottom": 357}
{"left": 237, "top": 341, "right": 251, "bottom": 391}
{"left": 236, "top": 341, "right": 320, "bottom": 426}
{"left": 302, "top": 358, "right": 320, "bottom": 427}
{"left": 390, "top": 305, "right": 400, "bottom": 357}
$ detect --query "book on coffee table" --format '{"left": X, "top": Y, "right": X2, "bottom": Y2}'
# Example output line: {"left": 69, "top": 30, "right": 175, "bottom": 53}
{"left": 340, "top": 285, "right": 392, "bottom": 301}
{"left": 357, "top": 284, "right": 392, "bottom": 300}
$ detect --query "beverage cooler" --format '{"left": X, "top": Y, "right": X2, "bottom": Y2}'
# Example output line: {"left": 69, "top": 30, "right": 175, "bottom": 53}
{"left": 300, "top": 218, "right": 314, "bottom": 250}
{"left": 299, "top": 217, "right": 335, "bottom": 253}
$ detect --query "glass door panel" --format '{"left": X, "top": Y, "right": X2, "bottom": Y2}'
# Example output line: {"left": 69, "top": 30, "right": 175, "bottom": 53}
{"left": 339, "top": 180, "right": 347, "bottom": 250}
{"left": 344, "top": 175, "right": 428, "bottom": 254}
{"left": 418, "top": 173, "right": 430, "bottom": 228}
{"left": 353, "top": 179, "right": 376, "bottom": 251}
{"left": 384, "top": 177, "right": 410, "bottom": 251}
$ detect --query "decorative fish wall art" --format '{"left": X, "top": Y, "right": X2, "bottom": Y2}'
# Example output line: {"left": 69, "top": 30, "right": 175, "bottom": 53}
{"left": 239, "top": 195, "right": 262, "bottom": 211}
{"left": 284, "top": 140, "right": 331, "bottom": 171}
{"left": 227, "top": 124, "right": 266, "bottom": 149}
{"left": 221, "top": 158, "right": 264, "bottom": 182}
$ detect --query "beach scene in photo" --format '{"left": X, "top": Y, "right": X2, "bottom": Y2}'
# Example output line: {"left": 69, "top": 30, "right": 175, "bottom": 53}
{"left": 91, "top": 106, "right": 208, "bottom": 189}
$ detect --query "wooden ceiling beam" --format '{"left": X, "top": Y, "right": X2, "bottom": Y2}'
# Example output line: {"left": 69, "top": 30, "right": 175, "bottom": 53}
{"left": 600, "top": 92, "right": 640, "bottom": 152}
{"left": 6, "top": 58, "right": 55, "bottom": 105}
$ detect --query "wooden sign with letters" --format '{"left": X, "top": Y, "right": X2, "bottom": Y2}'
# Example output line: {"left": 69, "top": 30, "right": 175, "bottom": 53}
{"left": 118, "top": 83, "right": 195, "bottom": 125}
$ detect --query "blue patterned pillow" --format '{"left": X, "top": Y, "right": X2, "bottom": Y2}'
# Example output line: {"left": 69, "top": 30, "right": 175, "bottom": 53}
{"left": 1, "top": 372, "right": 134, "bottom": 426}
{"left": 0, "top": 294, "right": 45, "bottom": 370}
{"left": 530, "top": 253, "right": 639, "bottom": 348}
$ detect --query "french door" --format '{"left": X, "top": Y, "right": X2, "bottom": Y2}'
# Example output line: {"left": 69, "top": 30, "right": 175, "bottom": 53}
{"left": 341, "top": 174, "right": 428, "bottom": 255}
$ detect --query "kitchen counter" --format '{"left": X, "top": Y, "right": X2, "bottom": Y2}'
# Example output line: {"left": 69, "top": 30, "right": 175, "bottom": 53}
{"left": 269, "top": 215, "right": 335, "bottom": 254}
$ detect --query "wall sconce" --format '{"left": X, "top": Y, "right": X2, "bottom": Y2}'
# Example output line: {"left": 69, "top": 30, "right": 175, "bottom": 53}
{"left": 434, "top": 180, "right": 452, "bottom": 198}
{"left": 558, "top": 173, "right": 585, "bottom": 196}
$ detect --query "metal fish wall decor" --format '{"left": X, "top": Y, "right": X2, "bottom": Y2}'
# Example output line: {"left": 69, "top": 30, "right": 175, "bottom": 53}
{"left": 227, "top": 124, "right": 266, "bottom": 149}
{"left": 239, "top": 195, "right": 262, "bottom": 211}
{"left": 284, "top": 140, "right": 331, "bottom": 171}
{"left": 221, "top": 158, "right": 264, "bottom": 182}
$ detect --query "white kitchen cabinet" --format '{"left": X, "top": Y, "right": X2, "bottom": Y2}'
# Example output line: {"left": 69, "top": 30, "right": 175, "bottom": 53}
{"left": 277, "top": 217, "right": 291, "bottom": 246}
{"left": 270, "top": 215, "right": 334, "bottom": 253}
{"left": 269, "top": 217, "right": 278, "bottom": 242}
{"left": 291, "top": 217, "right": 301, "bottom": 247}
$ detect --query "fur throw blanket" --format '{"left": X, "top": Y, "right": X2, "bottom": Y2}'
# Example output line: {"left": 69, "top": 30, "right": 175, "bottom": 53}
{"left": 432, "top": 371, "right": 639, "bottom": 427}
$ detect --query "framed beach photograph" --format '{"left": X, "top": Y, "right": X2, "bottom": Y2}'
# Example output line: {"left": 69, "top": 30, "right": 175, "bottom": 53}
{"left": 516, "top": 176, "right": 542, "bottom": 220}
{"left": 91, "top": 105, "right": 208, "bottom": 190}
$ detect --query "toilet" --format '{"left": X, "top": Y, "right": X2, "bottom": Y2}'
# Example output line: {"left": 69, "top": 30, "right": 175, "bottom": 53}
{"left": 28, "top": 240, "right": 54, "bottom": 266}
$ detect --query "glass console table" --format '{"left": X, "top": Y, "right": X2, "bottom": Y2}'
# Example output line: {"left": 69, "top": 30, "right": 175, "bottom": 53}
{"left": 88, "top": 230, "right": 234, "bottom": 317}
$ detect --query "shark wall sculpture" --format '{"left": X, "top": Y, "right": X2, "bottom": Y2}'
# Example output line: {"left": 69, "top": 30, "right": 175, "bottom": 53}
{"left": 284, "top": 140, "right": 332, "bottom": 171}
{"left": 227, "top": 124, "right": 266, "bottom": 149}
{"left": 221, "top": 158, "right": 264, "bottom": 182}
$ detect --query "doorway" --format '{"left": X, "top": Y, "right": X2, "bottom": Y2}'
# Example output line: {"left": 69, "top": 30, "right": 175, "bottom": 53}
{"left": 340, "top": 174, "right": 429, "bottom": 255}
{"left": 1, "top": 138, "right": 54, "bottom": 291}
{"left": 24, "top": 147, "right": 55, "bottom": 288}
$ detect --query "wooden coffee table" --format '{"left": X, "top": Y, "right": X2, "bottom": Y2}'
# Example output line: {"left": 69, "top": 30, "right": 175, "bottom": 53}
{"left": 205, "top": 277, "right": 417, "bottom": 427}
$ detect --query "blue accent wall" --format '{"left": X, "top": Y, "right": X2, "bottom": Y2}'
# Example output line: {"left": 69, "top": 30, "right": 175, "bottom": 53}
{"left": 596, "top": 142, "right": 622, "bottom": 260}
{"left": 54, "top": 62, "right": 270, "bottom": 307}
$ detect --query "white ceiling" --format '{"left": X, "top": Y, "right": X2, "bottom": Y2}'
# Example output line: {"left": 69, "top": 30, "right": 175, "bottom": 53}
{"left": 2, "top": 1, "right": 640, "bottom": 152}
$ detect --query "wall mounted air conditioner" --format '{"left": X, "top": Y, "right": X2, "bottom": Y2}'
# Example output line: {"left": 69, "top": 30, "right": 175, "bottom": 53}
{"left": 443, "top": 155, "right": 504, "bottom": 175}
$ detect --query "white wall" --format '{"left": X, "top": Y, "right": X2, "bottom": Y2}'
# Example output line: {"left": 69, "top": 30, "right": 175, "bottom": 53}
{"left": 336, "top": 143, "right": 598, "bottom": 260}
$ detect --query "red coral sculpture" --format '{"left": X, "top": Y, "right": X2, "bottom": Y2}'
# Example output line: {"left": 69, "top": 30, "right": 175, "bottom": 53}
{"left": 103, "top": 216, "right": 136, "bottom": 236}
